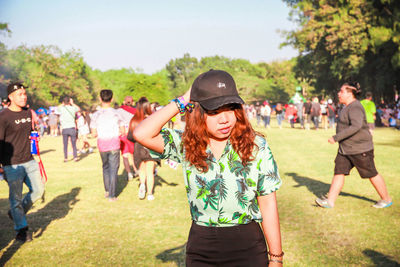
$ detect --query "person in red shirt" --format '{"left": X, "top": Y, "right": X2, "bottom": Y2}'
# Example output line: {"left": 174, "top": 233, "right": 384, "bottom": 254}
{"left": 285, "top": 103, "right": 297, "bottom": 128}
{"left": 118, "top": 96, "right": 137, "bottom": 180}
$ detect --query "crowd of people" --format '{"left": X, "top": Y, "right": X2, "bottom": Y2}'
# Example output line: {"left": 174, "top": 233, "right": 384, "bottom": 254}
{"left": 0, "top": 75, "right": 396, "bottom": 266}
{"left": 244, "top": 93, "right": 400, "bottom": 132}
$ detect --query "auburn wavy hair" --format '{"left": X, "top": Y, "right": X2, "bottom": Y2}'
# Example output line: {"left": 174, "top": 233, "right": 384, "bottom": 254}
{"left": 183, "top": 102, "right": 260, "bottom": 172}
{"left": 129, "top": 97, "right": 153, "bottom": 133}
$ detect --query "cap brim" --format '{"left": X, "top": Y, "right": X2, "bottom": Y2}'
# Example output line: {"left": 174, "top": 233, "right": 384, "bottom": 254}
{"left": 199, "top": 95, "right": 244, "bottom": 111}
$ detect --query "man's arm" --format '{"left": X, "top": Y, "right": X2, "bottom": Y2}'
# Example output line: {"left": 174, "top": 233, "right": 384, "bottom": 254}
{"left": 133, "top": 89, "right": 190, "bottom": 154}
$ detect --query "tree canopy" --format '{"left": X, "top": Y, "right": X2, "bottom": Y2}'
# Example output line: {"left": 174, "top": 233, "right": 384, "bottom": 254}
{"left": 0, "top": 44, "right": 309, "bottom": 108}
{"left": 282, "top": 0, "right": 400, "bottom": 101}
{"left": 2, "top": 45, "right": 98, "bottom": 108}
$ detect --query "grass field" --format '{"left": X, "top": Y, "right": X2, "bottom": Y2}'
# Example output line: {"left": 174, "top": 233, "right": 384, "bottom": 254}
{"left": 0, "top": 120, "right": 399, "bottom": 266}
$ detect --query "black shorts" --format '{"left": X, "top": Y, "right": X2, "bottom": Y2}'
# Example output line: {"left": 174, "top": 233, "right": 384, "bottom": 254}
{"left": 186, "top": 221, "right": 268, "bottom": 266}
{"left": 334, "top": 150, "right": 378, "bottom": 178}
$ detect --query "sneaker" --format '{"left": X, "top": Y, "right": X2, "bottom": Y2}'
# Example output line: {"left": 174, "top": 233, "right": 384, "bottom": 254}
{"left": 15, "top": 227, "right": 32, "bottom": 242}
{"left": 315, "top": 197, "right": 333, "bottom": 208}
{"left": 73, "top": 157, "right": 79, "bottom": 162}
{"left": 138, "top": 183, "right": 146, "bottom": 199}
{"left": 147, "top": 194, "right": 155, "bottom": 201}
{"left": 104, "top": 192, "right": 109, "bottom": 198}
{"left": 64, "top": 159, "right": 68, "bottom": 163}
{"left": 127, "top": 172, "right": 134, "bottom": 181}
{"left": 372, "top": 200, "right": 393, "bottom": 208}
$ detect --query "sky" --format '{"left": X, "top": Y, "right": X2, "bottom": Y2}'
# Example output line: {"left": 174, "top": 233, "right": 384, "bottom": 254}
{"left": 0, "top": 0, "right": 299, "bottom": 74}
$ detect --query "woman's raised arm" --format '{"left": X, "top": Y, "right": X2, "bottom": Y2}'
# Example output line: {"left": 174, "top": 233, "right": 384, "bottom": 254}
{"left": 133, "top": 89, "right": 190, "bottom": 154}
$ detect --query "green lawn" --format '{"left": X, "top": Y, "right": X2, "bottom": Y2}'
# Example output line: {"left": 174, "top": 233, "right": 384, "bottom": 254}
{"left": 1, "top": 121, "right": 399, "bottom": 266}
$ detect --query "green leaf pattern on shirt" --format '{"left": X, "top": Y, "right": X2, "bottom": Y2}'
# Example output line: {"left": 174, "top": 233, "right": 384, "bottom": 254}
{"left": 152, "top": 129, "right": 282, "bottom": 227}
{"left": 185, "top": 170, "right": 192, "bottom": 194}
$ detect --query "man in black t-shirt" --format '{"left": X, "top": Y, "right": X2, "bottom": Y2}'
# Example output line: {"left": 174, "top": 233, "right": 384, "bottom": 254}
{"left": 0, "top": 82, "right": 45, "bottom": 242}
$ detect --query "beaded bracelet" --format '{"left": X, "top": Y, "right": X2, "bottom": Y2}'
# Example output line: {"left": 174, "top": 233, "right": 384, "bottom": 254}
{"left": 185, "top": 102, "right": 194, "bottom": 113}
{"left": 268, "top": 251, "right": 285, "bottom": 258}
{"left": 172, "top": 98, "right": 195, "bottom": 114}
{"left": 269, "top": 259, "right": 283, "bottom": 264}
{"left": 172, "top": 98, "right": 186, "bottom": 115}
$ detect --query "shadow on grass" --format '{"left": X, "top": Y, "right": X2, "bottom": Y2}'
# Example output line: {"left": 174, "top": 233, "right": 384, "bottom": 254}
{"left": 363, "top": 249, "right": 400, "bottom": 267}
{"left": 74, "top": 147, "right": 96, "bottom": 162}
{"left": 156, "top": 243, "right": 186, "bottom": 267}
{"left": 154, "top": 174, "right": 178, "bottom": 193}
{"left": 286, "top": 172, "right": 376, "bottom": 203}
{"left": 38, "top": 149, "right": 56, "bottom": 155}
{"left": 0, "top": 187, "right": 81, "bottom": 266}
{"left": 116, "top": 170, "right": 128, "bottom": 197}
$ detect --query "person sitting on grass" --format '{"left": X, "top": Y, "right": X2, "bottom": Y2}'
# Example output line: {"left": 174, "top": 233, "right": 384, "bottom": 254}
{"left": 133, "top": 70, "right": 284, "bottom": 266}
{"left": 316, "top": 82, "right": 392, "bottom": 209}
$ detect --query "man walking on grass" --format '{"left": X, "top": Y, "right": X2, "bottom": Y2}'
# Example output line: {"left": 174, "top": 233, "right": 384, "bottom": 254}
{"left": 90, "top": 89, "right": 125, "bottom": 201}
{"left": 0, "top": 82, "right": 45, "bottom": 242}
{"left": 316, "top": 82, "right": 392, "bottom": 209}
{"left": 58, "top": 96, "right": 80, "bottom": 162}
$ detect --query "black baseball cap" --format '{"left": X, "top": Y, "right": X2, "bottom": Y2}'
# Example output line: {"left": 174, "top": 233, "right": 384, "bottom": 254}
{"left": 7, "top": 82, "right": 27, "bottom": 96}
{"left": 190, "top": 69, "right": 244, "bottom": 111}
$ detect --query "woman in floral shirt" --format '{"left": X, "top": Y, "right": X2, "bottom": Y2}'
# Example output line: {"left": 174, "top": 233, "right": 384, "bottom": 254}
{"left": 134, "top": 70, "right": 283, "bottom": 266}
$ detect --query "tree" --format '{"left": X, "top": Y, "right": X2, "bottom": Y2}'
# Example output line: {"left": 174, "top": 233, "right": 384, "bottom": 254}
{"left": 165, "top": 54, "right": 301, "bottom": 103}
{"left": 126, "top": 71, "right": 171, "bottom": 105}
{"left": 0, "top": 23, "right": 12, "bottom": 98}
{"left": 4, "top": 45, "right": 98, "bottom": 108}
{"left": 92, "top": 68, "right": 172, "bottom": 105}
{"left": 90, "top": 68, "right": 136, "bottom": 104}
{"left": 282, "top": 0, "right": 400, "bottom": 101}
{"left": 165, "top": 53, "right": 199, "bottom": 97}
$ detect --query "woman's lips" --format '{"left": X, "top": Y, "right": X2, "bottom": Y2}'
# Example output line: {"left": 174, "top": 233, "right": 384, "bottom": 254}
{"left": 219, "top": 127, "right": 231, "bottom": 134}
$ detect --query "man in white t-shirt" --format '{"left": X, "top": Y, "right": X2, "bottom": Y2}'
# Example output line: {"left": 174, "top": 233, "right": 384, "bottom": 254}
{"left": 260, "top": 101, "right": 272, "bottom": 128}
{"left": 91, "top": 90, "right": 124, "bottom": 201}
{"left": 58, "top": 97, "right": 80, "bottom": 161}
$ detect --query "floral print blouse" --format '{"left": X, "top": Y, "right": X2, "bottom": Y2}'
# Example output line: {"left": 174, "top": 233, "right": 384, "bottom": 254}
{"left": 151, "top": 128, "right": 282, "bottom": 227}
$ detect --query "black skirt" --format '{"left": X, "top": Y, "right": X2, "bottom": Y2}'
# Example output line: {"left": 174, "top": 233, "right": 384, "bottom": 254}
{"left": 186, "top": 221, "right": 268, "bottom": 267}
{"left": 133, "top": 142, "right": 161, "bottom": 169}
